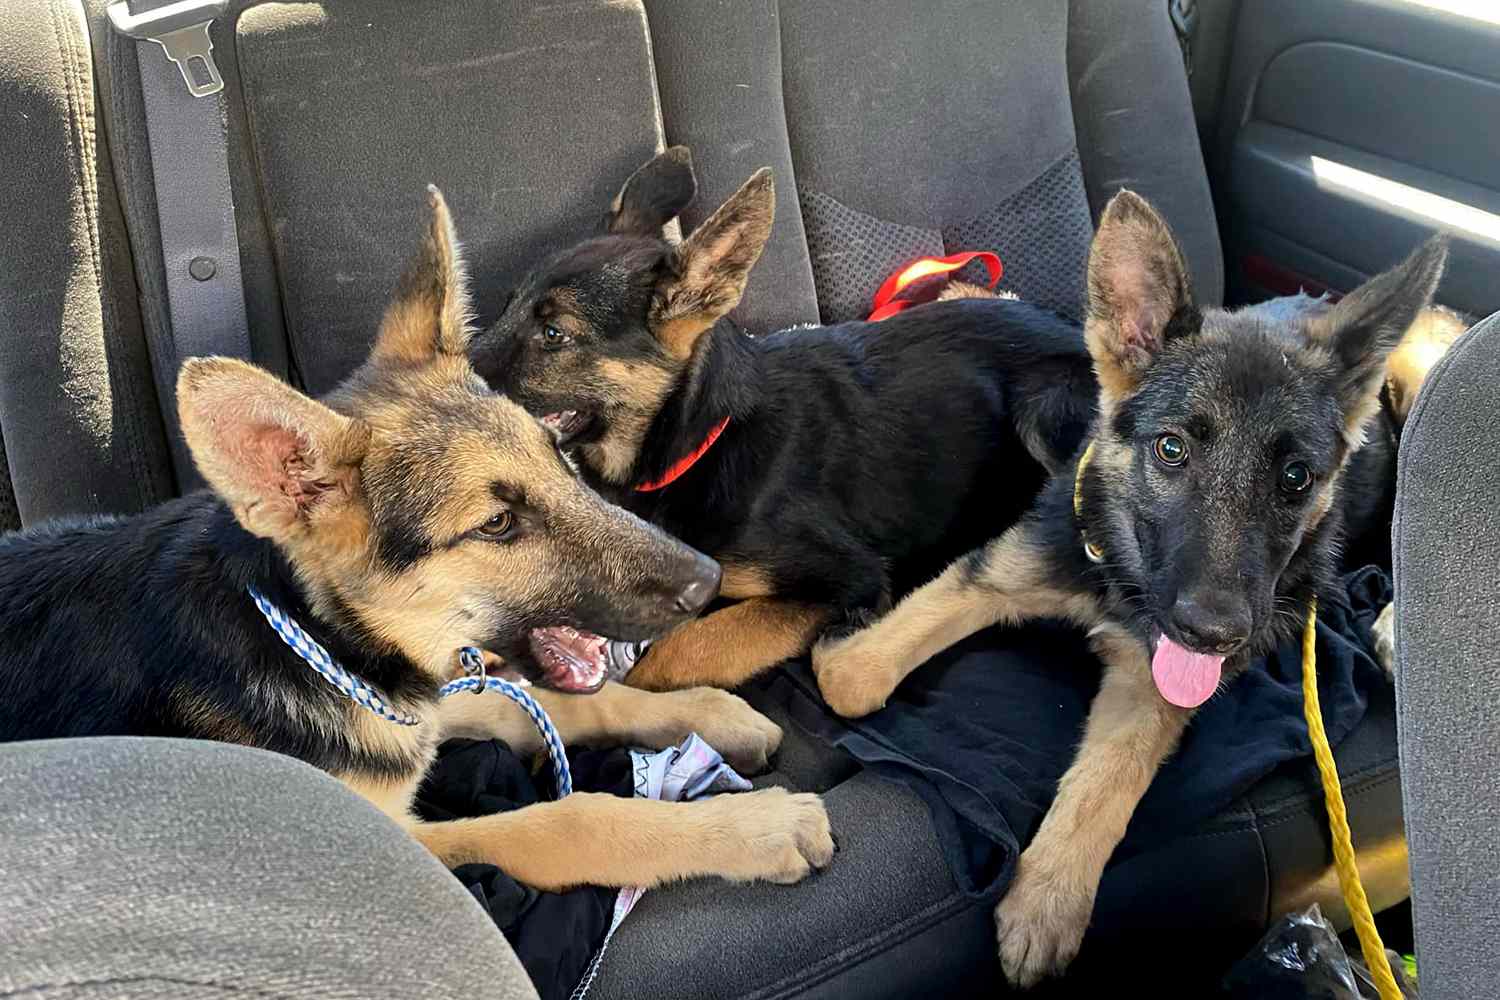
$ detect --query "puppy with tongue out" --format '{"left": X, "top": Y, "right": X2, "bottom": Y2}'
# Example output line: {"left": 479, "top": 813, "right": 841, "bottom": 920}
{"left": 812, "top": 191, "right": 1447, "bottom": 987}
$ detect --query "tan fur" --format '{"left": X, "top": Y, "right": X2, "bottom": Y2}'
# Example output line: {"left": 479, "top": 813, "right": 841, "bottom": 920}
{"left": 627, "top": 598, "right": 836, "bottom": 691}
{"left": 1084, "top": 190, "right": 1193, "bottom": 407}
{"left": 178, "top": 189, "right": 834, "bottom": 894}
{"left": 339, "top": 770, "right": 427, "bottom": 821}
{"left": 438, "top": 682, "right": 784, "bottom": 774}
{"left": 649, "top": 168, "right": 775, "bottom": 359}
{"left": 996, "top": 629, "right": 1190, "bottom": 987}
{"left": 814, "top": 524, "right": 1103, "bottom": 718}
{"left": 371, "top": 187, "right": 471, "bottom": 363}
{"left": 404, "top": 786, "right": 831, "bottom": 891}
{"left": 580, "top": 358, "right": 679, "bottom": 484}
{"left": 720, "top": 562, "right": 777, "bottom": 599}
{"left": 178, "top": 360, "right": 370, "bottom": 542}
{"left": 333, "top": 682, "right": 822, "bottom": 891}
{"left": 1387, "top": 306, "right": 1467, "bottom": 424}
{"left": 936, "top": 281, "right": 1017, "bottom": 303}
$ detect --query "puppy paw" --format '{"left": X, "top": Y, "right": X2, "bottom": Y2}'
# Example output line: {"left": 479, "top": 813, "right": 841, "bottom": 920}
{"left": 711, "top": 787, "right": 834, "bottom": 884}
{"left": 812, "top": 632, "right": 898, "bottom": 718}
{"left": 1373, "top": 603, "right": 1397, "bottom": 682}
{"left": 676, "top": 687, "right": 783, "bottom": 774}
{"left": 994, "top": 853, "right": 1094, "bottom": 988}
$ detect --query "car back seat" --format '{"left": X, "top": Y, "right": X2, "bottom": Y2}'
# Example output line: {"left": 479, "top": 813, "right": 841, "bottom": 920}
{"left": 0, "top": 2, "right": 1408, "bottom": 997}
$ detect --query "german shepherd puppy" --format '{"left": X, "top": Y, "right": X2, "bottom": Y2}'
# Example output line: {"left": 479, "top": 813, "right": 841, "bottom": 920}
{"left": 0, "top": 190, "right": 833, "bottom": 892}
{"left": 468, "top": 147, "right": 1093, "bottom": 691}
{"left": 813, "top": 191, "right": 1447, "bottom": 986}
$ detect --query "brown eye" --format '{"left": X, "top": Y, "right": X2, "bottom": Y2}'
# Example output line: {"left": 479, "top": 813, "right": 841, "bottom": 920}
{"left": 477, "top": 512, "right": 514, "bottom": 538}
{"left": 1153, "top": 433, "right": 1188, "bottom": 467}
{"left": 539, "top": 325, "right": 569, "bottom": 350}
{"left": 1280, "top": 461, "right": 1313, "bottom": 494}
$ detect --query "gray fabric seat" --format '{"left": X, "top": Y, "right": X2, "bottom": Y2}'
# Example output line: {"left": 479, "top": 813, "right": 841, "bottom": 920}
{"left": 0, "top": 1, "right": 1417, "bottom": 997}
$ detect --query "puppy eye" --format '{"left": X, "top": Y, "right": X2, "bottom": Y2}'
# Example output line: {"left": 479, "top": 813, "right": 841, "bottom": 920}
{"left": 1279, "top": 461, "right": 1313, "bottom": 494}
{"left": 476, "top": 511, "right": 515, "bottom": 538}
{"left": 539, "top": 325, "right": 570, "bottom": 350}
{"left": 1153, "top": 433, "right": 1188, "bottom": 467}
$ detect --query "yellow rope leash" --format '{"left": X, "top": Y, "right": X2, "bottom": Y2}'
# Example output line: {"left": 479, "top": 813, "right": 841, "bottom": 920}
{"left": 1074, "top": 442, "right": 1400, "bottom": 996}
{"left": 1301, "top": 597, "right": 1402, "bottom": 1000}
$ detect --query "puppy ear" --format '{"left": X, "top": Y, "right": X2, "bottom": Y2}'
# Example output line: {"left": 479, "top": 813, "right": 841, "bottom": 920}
{"left": 1309, "top": 237, "right": 1448, "bottom": 424}
{"left": 649, "top": 167, "right": 774, "bottom": 358}
{"left": 606, "top": 146, "right": 698, "bottom": 236}
{"left": 373, "top": 186, "right": 473, "bottom": 363}
{"left": 179, "top": 358, "right": 370, "bottom": 542}
{"left": 1084, "top": 190, "right": 1195, "bottom": 401}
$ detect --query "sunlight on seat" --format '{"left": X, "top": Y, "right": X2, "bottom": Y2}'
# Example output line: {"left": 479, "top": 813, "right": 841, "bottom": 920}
{"left": 1310, "top": 156, "right": 1500, "bottom": 251}
{"left": 1395, "top": 0, "right": 1500, "bottom": 27}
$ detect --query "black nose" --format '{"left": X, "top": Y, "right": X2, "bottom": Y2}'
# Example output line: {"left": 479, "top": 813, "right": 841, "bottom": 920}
{"left": 1168, "top": 592, "right": 1252, "bottom": 654}
{"left": 674, "top": 558, "right": 721, "bottom": 614}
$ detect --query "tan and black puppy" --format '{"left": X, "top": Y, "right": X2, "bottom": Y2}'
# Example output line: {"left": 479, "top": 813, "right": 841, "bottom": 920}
{"left": 470, "top": 148, "right": 1094, "bottom": 691}
{"left": 813, "top": 190, "right": 1447, "bottom": 987}
{"left": 0, "top": 189, "right": 833, "bottom": 893}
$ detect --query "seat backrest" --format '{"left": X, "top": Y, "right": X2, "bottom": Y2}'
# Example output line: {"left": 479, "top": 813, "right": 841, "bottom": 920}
{"left": 0, "top": 0, "right": 1223, "bottom": 529}
{"left": 0, "top": 0, "right": 176, "bottom": 531}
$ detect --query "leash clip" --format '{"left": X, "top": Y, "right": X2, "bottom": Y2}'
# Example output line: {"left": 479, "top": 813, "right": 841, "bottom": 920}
{"left": 458, "top": 646, "right": 487, "bottom": 695}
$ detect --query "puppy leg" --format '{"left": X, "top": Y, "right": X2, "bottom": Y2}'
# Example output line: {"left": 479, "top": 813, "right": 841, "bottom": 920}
{"left": 407, "top": 787, "right": 834, "bottom": 890}
{"left": 995, "top": 629, "right": 1192, "bottom": 987}
{"left": 1373, "top": 602, "right": 1397, "bottom": 681}
{"left": 438, "top": 681, "right": 784, "bottom": 774}
{"left": 624, "top": 598, "right": 837, "bottom": 691}
{"left": 813, "top": 524, "right": 1098, "bottom": 717}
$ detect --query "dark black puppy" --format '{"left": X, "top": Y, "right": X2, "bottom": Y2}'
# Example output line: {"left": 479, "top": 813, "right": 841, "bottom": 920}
{"left": 469, "top": 148, "right": 1093, "bottom": 691}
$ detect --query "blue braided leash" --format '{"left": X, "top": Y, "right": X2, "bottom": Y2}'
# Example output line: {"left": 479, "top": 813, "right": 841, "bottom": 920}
{"left": 247, "top": 586, "right": 572, "bottom": 798}
{"left": 442, "top": 648, "right": 573, "bottom": 797}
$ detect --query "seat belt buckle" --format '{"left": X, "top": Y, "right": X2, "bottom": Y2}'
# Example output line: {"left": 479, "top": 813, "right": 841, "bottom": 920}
{"left": 107, "top": 0, "right": 229, "bottom": 98}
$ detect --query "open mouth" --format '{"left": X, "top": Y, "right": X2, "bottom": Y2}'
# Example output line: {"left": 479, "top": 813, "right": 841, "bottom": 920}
{"left": 540, "top": 409, "right": 594, "bottom": 445}
{"left": 526, "top": 625, "right": 609, "bottom": 693}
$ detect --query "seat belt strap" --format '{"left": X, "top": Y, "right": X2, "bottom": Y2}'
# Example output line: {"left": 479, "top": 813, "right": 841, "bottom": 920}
{"left": 107, "top": 0, "right": 253, "bottom": 374}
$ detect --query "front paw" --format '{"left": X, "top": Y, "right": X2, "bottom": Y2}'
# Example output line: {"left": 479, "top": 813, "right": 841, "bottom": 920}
{"left": 812, "top": 631, "right": 898, "bottom": 718}
{"left": 1372, "top": 602, "right": 1396, "bottom": 681}
{"left": 676, "top": 688, "right": 783, "bottom": 774}
{"left": 710, "top": 787, "right": 834, "bottom": 884}
{"left": 994, "top": 852, "right": 1095, "bottom": 988}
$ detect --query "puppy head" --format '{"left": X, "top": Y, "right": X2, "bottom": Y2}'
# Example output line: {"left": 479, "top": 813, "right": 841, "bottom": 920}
{"left": 469, "top": 149, "right": 774, "bottom": 483}
{"left": 1083, "top": 191, "right": 1445, "bottom": 674}
{"left": 179, "top": 188, "right": 720, "bottom": 687}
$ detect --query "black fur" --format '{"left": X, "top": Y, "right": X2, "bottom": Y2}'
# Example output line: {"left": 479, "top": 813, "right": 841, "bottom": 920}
{"left": 0, "top": 495, "right": 433, "bottom": 777}
{"left": 476, "top": 294, "right": 1095, "bottom": 610}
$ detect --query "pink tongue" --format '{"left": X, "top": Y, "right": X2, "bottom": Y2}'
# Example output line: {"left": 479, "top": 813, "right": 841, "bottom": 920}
{"left": 1151, "top": 637, "right": 1224, "bottom": 708}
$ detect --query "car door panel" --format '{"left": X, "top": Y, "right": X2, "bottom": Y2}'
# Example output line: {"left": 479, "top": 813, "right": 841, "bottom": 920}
{"left": 1215, "top": 0, "right": 1500, "bottom": 313}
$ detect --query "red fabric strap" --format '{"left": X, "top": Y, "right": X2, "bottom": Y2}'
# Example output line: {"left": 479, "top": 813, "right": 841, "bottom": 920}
{"left": 634, "top": 416, "right": 732, "bottom": 492}
{"left": 867, "top": 251, "right": 1003, "bottom": 321}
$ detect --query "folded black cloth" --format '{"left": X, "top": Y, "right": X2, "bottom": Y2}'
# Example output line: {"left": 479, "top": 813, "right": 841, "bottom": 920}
{"left": 415, "top": 738, "right": 629, "bottom": 1000}
{"left": 771, "top": 566, "right": 1392, "bottom": 898}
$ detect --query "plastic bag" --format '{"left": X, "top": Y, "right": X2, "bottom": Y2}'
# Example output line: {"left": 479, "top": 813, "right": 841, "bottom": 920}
{"left": 1220, "top": 904, "right": 1417, "bottom": 999}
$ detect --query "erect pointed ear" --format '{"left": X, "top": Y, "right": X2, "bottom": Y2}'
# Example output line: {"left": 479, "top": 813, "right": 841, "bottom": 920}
{"left": 373, "top": 186, "right": 473, "bottom": 363}
{"left": 1084, "top": 190, "right": 1195, "bottom": 401}
{"left": 178, "top": 358, "right": 370, "bottom": 541}
{"left": 648, "top": 167, "right": 774, "bottom": 358}
{"left": 1308, "top": 236, "right": 1448, "bottom": 422}
{"left": 606, "top": 146, "right": 698, "bottom": 236}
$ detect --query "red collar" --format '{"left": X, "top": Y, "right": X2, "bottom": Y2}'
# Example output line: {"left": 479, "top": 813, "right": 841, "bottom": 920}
{"left": 634, "top": 417, "right": 731, "bottom": 492}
